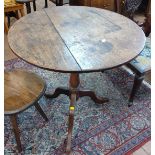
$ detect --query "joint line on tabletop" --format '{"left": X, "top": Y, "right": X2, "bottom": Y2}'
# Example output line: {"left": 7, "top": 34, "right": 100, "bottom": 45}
{"left": 44, "top": 9, "right": 82, "bottom": 71}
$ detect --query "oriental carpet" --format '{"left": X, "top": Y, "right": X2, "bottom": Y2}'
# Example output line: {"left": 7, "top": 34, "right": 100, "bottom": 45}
{"left": 4, "top": 58, "right": 151, "bottom": 155}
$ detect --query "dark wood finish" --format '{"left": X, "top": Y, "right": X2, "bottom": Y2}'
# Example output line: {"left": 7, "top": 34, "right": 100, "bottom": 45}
{"left": 46, "top": 73, "right": 109, "bottom": 154}
{"left": 69, "top": 0, "right": 91, "bottom": 6}
{"left": 46, "top": 86, "right": 109, "bottom": 104}
{"left": 46, "top": 73, "right": 109, "bottom": 104}
{"left": 128, "top": 74, "right": 144, "bottom": 106}
{"left": 45, "top": 87, "right": 70, "bottom": 98}
{"left": 8, "top": 10, "right": 81, "bottom": 73}
{"left": 146, "top": 0, "right": 151, "bottom": 16}
{"left": 78, "top": 90, "right": 109, "bottom": 104}
{"left": 115, "top": 0, "right": 151, "bottom": 20}
{"left": 33, "top": 0, "right": 36, "bottom": 11}
{"left": 91, "top": 0, "right": 114, "bottom": 10}
{"left": 112, "top": 2, "right": 151, "bottom": 105}
{"left": 69, "top": 0, "right": 115, "bottom": 11}
{"left": 8, "top": 7, "right": 146, "bottom": 153}
{"left": 115, "top": 0, "right": 121, "bottom": 13}
{"left": 45, "top": 0, "right": 48, "bottom": 8}
{"left": 26, "top": 2, "right": 31, "bottom": 13}
{"left": 10, "top": 115, "right": 22, "bottom": 153}
{"left": 8, "top": 7, "right": 145, "bottom": 73}
{"left": 34, "top": 102, "right": 48, "bottom": 122}
{"left": 45, "top": 7, "right": 145, "bottom": 72}
{"left": 69, "top": 73, "right": 79, "bottom": 89}
{"left": 4, "top": 70, "right": 48, "bottom": 153}
{"left": 142, "top": 14, "right": 151, "bottom": 37}
{"left": 127, "top": 15, "right": 151, "bottom": 106}
{"left": 49, "top": 0, "right": 67, "bottom": 6}
{"left": 126, "top": 61, "right": 150, "bottom": 106}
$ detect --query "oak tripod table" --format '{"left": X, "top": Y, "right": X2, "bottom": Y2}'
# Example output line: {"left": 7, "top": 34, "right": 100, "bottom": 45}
{"left": 8, "top": 6, "right": 145, "bottom": 154}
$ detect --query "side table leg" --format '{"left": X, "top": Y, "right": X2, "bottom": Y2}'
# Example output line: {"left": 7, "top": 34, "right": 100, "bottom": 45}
{"left": 34, "top": 102, "right": 48, "bottom": 122}
{"left": 45, "top": 0, "right": 48, "bottom": 8}
{"left": 59, "top": 0, "right": 63, "bottom": 6}
{"left": 10, "top": 115, "right": 22, "bottom": 153}
{"left": 26, "top": 2, "right": 31, "bottom": 14}
{"left": 4, "top": 14, "right": 9, "bottom": 34}
{"left": 33, "top": 0, "right": 36, "bottom": 11}
{"left": 45, "top": 87, "right": 70, "bottom": 98}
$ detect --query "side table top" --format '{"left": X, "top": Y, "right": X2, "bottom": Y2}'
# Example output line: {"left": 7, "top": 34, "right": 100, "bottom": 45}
{"left": 8, "top": 6, "right": 146, "bottom": 73}
{"left": 4, "top": 70, "right": 46, "bottom": 114}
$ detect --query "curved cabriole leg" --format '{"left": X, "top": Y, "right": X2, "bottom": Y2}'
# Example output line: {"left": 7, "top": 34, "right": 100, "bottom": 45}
{"left": 45, "top": 87, "right": 70, "bottom": 98}
{"left": 45, "top": 73, "right": 109, "bottom": 104}
{"left": 128, "top": 74, "right": 144, "bottom": 107}
{"left": 10, "top": 115, "right": 22, "bottom": 153}
{"left": 78, "top": 90, "right": 109, "bottom": 104}
{"left": 45, "top": 73, "right": 109, "bottom": 153}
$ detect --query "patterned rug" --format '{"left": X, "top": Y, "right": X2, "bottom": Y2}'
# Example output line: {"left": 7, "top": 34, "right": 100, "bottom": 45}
{"left": 4, "top": 58, "right": 151, "bottom": 155}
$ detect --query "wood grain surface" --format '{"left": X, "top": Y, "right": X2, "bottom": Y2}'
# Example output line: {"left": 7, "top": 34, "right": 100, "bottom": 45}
{"left": 4, "top": 70, "right": 46, "bottom": 114}
{"left": 8, "top": 6, "right": 146, "bottom": 73}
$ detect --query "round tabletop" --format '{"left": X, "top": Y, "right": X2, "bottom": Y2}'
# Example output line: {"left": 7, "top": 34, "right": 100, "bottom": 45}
{"left": 8, "top": 6, "right": 146, "bottom": 73}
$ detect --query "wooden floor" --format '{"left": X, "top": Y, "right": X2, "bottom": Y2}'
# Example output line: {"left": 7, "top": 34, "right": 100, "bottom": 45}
{"left": 4, "top": 0, "right": 151, "bottom": 154}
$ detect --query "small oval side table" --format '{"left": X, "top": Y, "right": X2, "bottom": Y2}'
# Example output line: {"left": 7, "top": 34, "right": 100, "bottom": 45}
{"left": 4, "top": 70, "right": 48, "bottom": 153}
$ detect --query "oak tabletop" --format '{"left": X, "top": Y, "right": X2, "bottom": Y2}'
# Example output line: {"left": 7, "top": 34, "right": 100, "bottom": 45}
{"left": 4, "top": 70, "right": 46, "bottom": 114}
{"left": 8, "top": 6, "right": 146, "bottom": 73}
